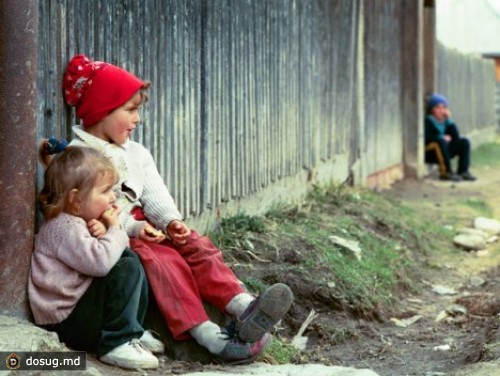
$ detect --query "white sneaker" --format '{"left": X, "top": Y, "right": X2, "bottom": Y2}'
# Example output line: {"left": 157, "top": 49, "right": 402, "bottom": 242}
{"left": 99, "top": 338, "right": 159, "bottom": 369}
{"left": 140, "top": 330, "right": 165, "bottom": 354}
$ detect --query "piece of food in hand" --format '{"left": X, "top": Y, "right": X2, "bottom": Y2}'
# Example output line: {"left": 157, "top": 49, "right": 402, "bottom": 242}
{"left": 145, "top": 226, "right": 164, "bottom": 238}
{"left": 105, "top": 207, "right": 115, "bottom": 215}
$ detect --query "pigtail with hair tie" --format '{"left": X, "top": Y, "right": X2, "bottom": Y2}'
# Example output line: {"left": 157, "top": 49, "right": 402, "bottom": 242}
{"left": 46, "top": 138, "right": 68, "bottom": 154}
{"left": 38, "top": 138, "right": 68, "bottom": 169}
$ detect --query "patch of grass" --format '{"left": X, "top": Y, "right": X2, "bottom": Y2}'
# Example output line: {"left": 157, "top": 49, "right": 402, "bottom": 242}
{"left": 367, "top": 190, "right": 455, "bottom": 255}
{"left": 304, "top": 217, "right": 413, "bottom": 309}
{"left": 460, "top": 198, "right": 493, "bottom": 217}
{"left": 472, "top": 140, "right": 500, "bottom": 168}
{"left": 210, "top": 182, "right": 457, "bottom": 313}
{"left": 307, "top": 183, "right": 361, "bottom": 207}
{"left": 263, "top": 337, "right": 301, "bottom": 364}
{"left": 210, "top": 213, "right": 268, "bottom": 250}
{"left": 239, "top": 276, "right": 268, "bottom": 294}
{"left": 265, "top": 203, "right": 308, "bottom": 223}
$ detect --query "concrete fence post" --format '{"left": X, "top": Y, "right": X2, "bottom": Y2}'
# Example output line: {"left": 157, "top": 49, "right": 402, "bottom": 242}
{"left": 0, "top": 0, "right": 38, "bottom": 318}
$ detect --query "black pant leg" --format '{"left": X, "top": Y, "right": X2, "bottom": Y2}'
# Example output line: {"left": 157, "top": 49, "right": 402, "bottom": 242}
{"left": 50, "top": 248, "right": 149, "bottom": 357}
{"left": 99, "top": 248, "right": 149, "bottom": 355}
{"left": 449, "top": 138, "right": 470, "bottom": 174}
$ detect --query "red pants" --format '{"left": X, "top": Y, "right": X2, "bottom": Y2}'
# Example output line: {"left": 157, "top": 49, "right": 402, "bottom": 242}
{"left": 130, "top": 231, "right": 245, "bottom": 339}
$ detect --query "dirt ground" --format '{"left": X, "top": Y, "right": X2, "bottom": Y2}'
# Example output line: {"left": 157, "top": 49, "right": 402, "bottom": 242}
{"left": 80, "top": 165, "right": 500, "bottom": 376}
{"left": 227, "top": 166, "right": 500, "bottom": 376}
{"left": 299, "top": 168, "right": 500, "bottom": 376}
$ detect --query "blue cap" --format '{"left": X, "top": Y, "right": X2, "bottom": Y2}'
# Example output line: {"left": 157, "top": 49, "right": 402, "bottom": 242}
{"left": 426, "top": 93, "right": 448, "bottom": 112}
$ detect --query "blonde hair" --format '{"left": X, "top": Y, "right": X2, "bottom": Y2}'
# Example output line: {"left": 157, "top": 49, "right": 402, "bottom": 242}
{"left": 38, "top": 144, "right": 118, "bottom": 220}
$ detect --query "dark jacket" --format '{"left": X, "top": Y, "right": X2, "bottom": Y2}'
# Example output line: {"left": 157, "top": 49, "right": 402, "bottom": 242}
{"left": 424, "top": 115, "right": 460, "bottom": 145}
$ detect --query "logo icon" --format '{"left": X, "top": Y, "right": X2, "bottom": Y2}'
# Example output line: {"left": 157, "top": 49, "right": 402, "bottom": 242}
{"left": 6, "top": 353, "right": 21, "bottom": 370}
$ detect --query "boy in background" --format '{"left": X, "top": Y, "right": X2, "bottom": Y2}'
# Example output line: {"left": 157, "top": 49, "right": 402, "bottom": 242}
{"left": 424, "top": 93, "right": 476, "bottom": 181}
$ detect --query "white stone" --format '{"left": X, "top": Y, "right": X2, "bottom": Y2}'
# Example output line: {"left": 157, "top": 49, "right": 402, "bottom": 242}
{"left": 473, "top": 217, "right": 500, "bottom": 235}
{"left": 329, "top": 235, "right": 362, "bottom": 260}
{"left": 431, "top": 284, "right": 457, "bottom": 295}
{"left": 453, "top": 234, "right": 486, "bottom": 251}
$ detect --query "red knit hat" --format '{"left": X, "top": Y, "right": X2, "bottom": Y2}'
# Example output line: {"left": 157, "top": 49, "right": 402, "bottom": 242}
{"left": 63, "top": 54, "right": 146, "bottom": 127}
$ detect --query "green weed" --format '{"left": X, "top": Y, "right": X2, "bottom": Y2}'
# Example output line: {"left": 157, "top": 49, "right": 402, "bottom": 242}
{"left": 263, "top": 337, "right": 301, "bottom": 364}
{"left": 307, "top": 183, "right": 361, "bottom": 207}
{"left": 472, "top": 141, "right": 500, "bottom": 168}
{"left": 210, "top": 182, "right": 455, "bottom": 313}
{"left": 239, "top": 276, "right": 267, "bottom": 294}
{"left": 460, "top": 198, "right": 493, "bottom": 217}
{"left": 210, "top": 213, "right": 268, "bottom": 250}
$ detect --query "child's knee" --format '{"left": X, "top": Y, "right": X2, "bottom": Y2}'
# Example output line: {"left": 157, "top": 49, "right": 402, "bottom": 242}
{"left": 113, "top": 254, "right": 145, "bottom": 280}
{"left": 461, "top": 137, "right": 470, "bottom": 150}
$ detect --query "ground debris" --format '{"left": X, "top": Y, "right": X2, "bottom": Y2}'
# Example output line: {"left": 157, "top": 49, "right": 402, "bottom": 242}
{"left": 328, "top": 235, "right": 362, "bottom": 260}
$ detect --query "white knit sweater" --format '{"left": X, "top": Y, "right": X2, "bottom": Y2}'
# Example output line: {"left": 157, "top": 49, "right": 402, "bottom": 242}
{"left": 28, "top": 213, "right": 129, "bottom": 325}
{"left": 70, "top": 126, "right": 183, "bottom": 237}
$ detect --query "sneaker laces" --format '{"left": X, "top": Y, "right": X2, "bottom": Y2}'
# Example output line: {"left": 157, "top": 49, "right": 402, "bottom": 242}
{"left": 222, "top": 320, "right": 238, "bottom": 340}
{"left": 222, "top": 298, "right": 259, "bottom": 341}
{"left": 145, "top": 329, "right": 161, "bottom": 338}
{"left": 129, "top": 338, "right": 148, "bottom": 353}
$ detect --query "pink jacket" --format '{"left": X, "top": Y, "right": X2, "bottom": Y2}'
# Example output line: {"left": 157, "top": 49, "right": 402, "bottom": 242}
{"left": 28, "top": 212, "right": 129, "bottom": 325}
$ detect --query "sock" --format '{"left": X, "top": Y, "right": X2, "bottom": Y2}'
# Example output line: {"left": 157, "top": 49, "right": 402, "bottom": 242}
{"left": 189, "top": 321, "right": 227, "bottom": 354}
{"left": 225, "top": 292, "right": 255, "bottom": 318}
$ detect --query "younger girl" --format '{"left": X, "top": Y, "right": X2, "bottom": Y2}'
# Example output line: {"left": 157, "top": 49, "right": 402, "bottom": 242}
{"left": 29, "top": 144, "right": 163, "bottom": 370}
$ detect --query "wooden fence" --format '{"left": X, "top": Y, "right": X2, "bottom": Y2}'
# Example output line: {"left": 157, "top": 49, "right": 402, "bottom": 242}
{"left": 37, "top": 0, "right": 496, "bottom": 220}
{"left": 437, "top": 43, "right": 496, "bottom": 137}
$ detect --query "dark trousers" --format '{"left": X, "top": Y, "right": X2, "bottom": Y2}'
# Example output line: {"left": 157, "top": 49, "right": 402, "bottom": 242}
{"left": 47, "top": 248, "right": 149, "bottom": 357}
{"left": 425, "top": 137, "right": 470, "bottom": 175}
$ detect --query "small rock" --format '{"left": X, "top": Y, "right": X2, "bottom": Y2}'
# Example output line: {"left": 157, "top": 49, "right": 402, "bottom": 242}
{"left": 433, "top": 344, "right": 452, "bottom": 351}
{"left": 476, "top": 249, "right": 489, "bottom": 257}
{"left": 446, "top": 304, "right": 468, "bottom": 316}
{"left": 390, "top": 315, "right": 422, "bottom": 328}
{"left": 329, "top": 235, "right": 362, "bottom": 260}
{"left": 453, "top": 233, "right": 486, "bottom": 251}
{"left": 486, "top": 235, "right": 498, "bottom": 243}
{"left": 473, "top": 217, "right": 500, "bottom": 235}
{"left": 407, "top": 298, "right": 423, "bottom": 304}
{"left": 435, "top": 310, "right": 449, "bottom": 322}
{"left": 469, "top": 276, "right": 485, "bottom": 287}
{"left": 431, "top": 285, "right": 457, "bottom": 295}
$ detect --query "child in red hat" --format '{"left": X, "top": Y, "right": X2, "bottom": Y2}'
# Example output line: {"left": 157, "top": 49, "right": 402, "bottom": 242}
{"left": 63, "top": 54, "right": 293, "bottom": 363}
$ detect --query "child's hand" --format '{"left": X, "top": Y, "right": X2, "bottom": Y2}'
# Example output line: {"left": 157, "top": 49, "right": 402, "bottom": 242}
{"left": 100, "top": 204, "right": 121, "bottom": 228}
{"left": 443, "top": 108, "right": 452, "bottom": 119}
{"left": 87, "top": 219, "right": 107, "bottom": 239}
{"left": 139, "top": 224, "right": 167, "bottom": 243}
{"left": 167, "top": 220, "right": 191, "bottom": 246}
